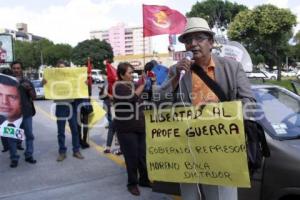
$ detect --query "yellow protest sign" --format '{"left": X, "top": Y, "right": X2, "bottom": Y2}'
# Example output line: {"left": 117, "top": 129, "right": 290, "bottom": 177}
{"left": 44, "top": 67, "right": 88, "bottom": 99}
{"left": 88, "top": 99, "right": 106, "bottom": 128}
{"left": 144, "top": 101, "right": 250, "bottom": 187}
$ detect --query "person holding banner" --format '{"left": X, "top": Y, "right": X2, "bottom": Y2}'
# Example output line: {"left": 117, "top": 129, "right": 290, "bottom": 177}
{"left": 0, "top": 68, "right": 14, "bottom": 153}
{"left": 43, "top": 60, "right": 84, "bottom": 161}
{"left": 11, "top": 61, "right": 37, "bottom": 164}
{"left": 0, "top": 74, "right": 23, "bottom": 168}
{"left": 1, "top": 68, "right": 24, "bottom": 152}
{"left": 113, "top": 62, "right": 151, "bottom": 196}
{"left": 155, "top": 17, "right": 257, "bottom": 200}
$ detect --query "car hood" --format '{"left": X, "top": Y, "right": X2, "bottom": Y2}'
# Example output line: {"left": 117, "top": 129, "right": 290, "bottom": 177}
{"left": 267, "top": 136, "right": 300, "bottom": 160}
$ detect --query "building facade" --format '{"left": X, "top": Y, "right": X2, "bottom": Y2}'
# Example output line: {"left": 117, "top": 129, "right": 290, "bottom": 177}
{"left": 90, "top": 23, "right": 152, "bottom": 56}
{"left": 0, "top": 23, "right": 44, "bottom": 42}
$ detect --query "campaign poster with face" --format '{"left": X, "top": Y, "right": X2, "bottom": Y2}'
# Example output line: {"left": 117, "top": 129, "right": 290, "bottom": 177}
{"left": 0, "top": 74, "right": 24, "bottom": 140}
{"left": 0, "top": 34, "right": 14, "bottom": 63}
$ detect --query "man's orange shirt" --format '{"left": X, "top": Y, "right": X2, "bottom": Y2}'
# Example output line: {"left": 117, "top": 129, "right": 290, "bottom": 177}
{"left": 191, "top": 57, "right": 219, "bottom": 106}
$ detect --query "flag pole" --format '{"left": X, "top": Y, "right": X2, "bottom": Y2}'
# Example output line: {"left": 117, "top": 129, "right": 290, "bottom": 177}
{"left": 87, "top": 57, "right": 92, "bottom": 96}
{"left": 142, "top": 4, "right": 146, "bottom": 68}
{"left": 143, "top": 37, "right": 146, "bottom": 67}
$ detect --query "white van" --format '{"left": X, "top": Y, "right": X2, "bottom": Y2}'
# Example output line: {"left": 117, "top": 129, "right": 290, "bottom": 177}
{"left": 91, "top": 69, "right": 104, "bottom": 83}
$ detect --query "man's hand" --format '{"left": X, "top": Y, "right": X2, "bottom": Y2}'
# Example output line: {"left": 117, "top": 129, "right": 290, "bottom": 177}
{"left": 175, "top": 57, "right": 193, "bottom": 75}
{"left": 41, "top": 79, "right": 47, "bottom": 85}
{"left": 141, "top": 73, "right": 147, "bottom": 85}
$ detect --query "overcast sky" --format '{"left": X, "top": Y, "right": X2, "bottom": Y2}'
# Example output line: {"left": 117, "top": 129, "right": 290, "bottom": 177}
{"left": 0, "top": 0, "right": 299, "bottom": 53}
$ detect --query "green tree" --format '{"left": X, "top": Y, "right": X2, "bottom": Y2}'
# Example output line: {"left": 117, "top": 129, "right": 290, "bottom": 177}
{"left": 186, "top": 0, "right": 248, "bottom": 29}
{"left": 43, "top": 43, "right": 73, "bottom": 66}
{"left": 15, "top": 39, "right": 56, "bottom": 69}
{"left": 293, "top": 30, "right": 300, "bottom": 44}
{"left": 15, "top": 39, "right": 74, "bottom": 68}
{"left": 288, "top": 31, "right": 300, "bottom": 63}
{"left": 228, "top": 4, "right": 297, "bottom": 80}
{"left": 15, "top": 40, "right": 36, "bottom": 69}
{"left": 71, "top": 39, "right": 113, "bottom": 70}
{"left": 251, "top": 54, "right": 265, "bottom": 65}
{"left": 32, "top": 39, "right": 54, "bottom": 68}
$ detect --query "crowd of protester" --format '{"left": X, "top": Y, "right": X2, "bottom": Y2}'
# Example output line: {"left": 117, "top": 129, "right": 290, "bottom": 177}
{"left": 0, "top": 58, "right": 153, "bottom": 196}
{"left": 0, "top": 17, "right": 260, "bottom": 199}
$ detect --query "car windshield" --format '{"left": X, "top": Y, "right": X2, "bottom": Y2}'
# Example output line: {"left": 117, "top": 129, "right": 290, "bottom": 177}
{"left": 32, "top": 81, "right": 42, "bottom": 88}
{"left": 253, "top": 87, "right": 300, "bottom": 139}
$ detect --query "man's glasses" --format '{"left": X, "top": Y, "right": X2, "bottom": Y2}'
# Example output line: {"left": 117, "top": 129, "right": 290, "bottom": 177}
{"left": 183, "top": 34, "right": 211, "bottom": 44}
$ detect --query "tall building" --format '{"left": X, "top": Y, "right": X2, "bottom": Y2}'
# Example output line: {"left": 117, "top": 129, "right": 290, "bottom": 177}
{"left": 0, "top": 23, "right": 44, "bottom": 42}
{"left": 16, "top": 23, "right": 28, "bottom": 33}
{"left": 90, "top": 23, "right": 152, "bottom": 56}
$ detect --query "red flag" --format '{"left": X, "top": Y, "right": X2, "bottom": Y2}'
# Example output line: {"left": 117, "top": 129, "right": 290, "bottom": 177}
{"left": 87, "top": 57, "right": 93, "bottom": 86}
{"left": 105, "top": 60, "right": 117, "bottom": 95}
{"left": 143, "top": 4, "right": 186, "bottom": 37}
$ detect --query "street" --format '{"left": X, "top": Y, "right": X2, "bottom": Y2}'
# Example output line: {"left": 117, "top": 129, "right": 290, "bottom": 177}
{"left": 0, "top": 95, "right": 175, "bottom": 200}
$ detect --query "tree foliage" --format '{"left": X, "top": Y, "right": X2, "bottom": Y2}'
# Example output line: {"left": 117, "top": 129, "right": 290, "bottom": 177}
{"left": 71, "top": 39, "right": 113, "bottom": 70}
{"left": 186, "top": 0, "right": 248, "bottom": 29}
{"left": 43, "top": 43, "right": 73, "bottom": 66}
{"left": 288, "top": 31, "right": 300, "bottom": 64}
{"left": 228, "top": 4, "right": 297, "bottom": 79}
{"left": 292, "top": 30, "right": 300, "bottom": 44}
{"left": 15, "top": 40, "right": 37, "bottom": 69}
{"left": 14, "top": 39, "right": 73, "bottom": 69}
{"left": 14, "top": 38, "right": 113, "bottom": 70}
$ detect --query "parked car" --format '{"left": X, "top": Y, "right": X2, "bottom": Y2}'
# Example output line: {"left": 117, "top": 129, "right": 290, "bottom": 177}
{"left": 31, "top": 79, "right": 45, "bottom": 99}
{"left": 297, "top": 71, "right": 300, "bottom": 80}
{"left": 91, "top": 69, "right": 104, "bottom": 83}
{"left": 261, "top": 70, "right": 277, "bottom": 80}
{"left": 281, "top": 69, "right": 297, "bottom": 77}
{"left": 239, "top": 85, "right": 300, "bottom": 200}
{"left": 247, "top": 70, "right": 277, "bottom": 80}
{"left": 246, "top": 70, "right": 267, "bottom": 79}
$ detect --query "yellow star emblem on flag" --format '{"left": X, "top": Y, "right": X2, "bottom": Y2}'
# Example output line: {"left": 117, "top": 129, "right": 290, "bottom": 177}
{"left": 154, "top": 11, "right": 168, "bottom": 24}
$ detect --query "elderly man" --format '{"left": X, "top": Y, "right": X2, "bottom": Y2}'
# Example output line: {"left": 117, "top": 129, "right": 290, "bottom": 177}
{"left": 155, "top": 17, "right": 256, "bottom": 200}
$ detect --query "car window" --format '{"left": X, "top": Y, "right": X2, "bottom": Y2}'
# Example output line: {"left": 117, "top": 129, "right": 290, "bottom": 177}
{"left": 254, "top": 87, "right": 300, "bottom": 139}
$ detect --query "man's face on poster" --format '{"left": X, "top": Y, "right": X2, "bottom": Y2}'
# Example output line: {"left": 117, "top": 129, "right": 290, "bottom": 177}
{"left": 0, "top": 83, "right": 22, "bottom": 121}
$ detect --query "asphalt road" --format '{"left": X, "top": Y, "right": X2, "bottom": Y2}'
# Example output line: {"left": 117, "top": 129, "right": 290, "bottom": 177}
{"left": 0, "top": 96, "right": 175, "bottom": 200}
